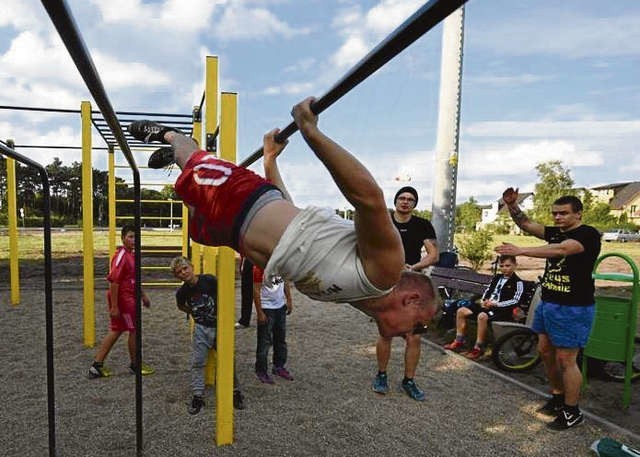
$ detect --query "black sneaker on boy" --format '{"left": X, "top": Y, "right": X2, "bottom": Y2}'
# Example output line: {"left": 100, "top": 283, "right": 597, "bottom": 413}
{"left": 233, "top": 390, "right": 245, "bottom": 410}
{"left": 188, "top": 395, "right": 204, "bottom": 415}
{"left": 88, "top": 361, "right": 108, "bottom": 379}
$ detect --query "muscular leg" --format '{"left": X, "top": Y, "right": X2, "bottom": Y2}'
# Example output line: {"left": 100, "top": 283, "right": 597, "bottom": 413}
{"left": 164, "top": 131, "right": 199, "bottom": 169}
{"left": 556, "top": 348, "right": 581, "bottom": 405}
{"left": 376, "top": 336, "right": 392, "bottom": 372}
{"left": 538, "top": 333, "right": 563, "bottom": 394}
{"left": 292, "top": 98, "right": 403, "bottom": 289}
{"left": 404, "top": 333, "right": 422, "bottom": 378}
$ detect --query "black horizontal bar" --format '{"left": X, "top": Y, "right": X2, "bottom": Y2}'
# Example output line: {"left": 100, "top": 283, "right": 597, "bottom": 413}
{"left": 240, "top": 0, "right": 467, "bottom": 167}
{"left": 0, "top": 104, "right": 191, "bottom": 118}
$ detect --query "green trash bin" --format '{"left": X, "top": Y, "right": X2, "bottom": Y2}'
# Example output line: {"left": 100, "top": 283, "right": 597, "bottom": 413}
{"left": 581, "top": 253, "right": 639, "bottom": 408}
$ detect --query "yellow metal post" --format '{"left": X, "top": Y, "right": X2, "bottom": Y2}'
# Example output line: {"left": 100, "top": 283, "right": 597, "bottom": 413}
{"left": 108, "top": 145, "right": 116, "bottom": 260}
{"left": 81, "top": 101, "right": 96, "bottom": 347}
{"left": 181, "top": 204, "right": 189, "bottom": 258}
{"left": 216, "top": 90, "right": 237, "bottom": 446}
{"left": 202, "top": 57, "right": 221, "bottom": 393}
{"left": 6, "top": 149, "right": 20, "bottom": 305}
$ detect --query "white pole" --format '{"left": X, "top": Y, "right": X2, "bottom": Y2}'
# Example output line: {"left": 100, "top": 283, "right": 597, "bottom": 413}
{"left": 431, "top": 6, "right": 465, "bottom": 252}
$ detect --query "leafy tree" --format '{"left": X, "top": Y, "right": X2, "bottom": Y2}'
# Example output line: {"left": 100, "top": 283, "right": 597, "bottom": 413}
{"left": 455, "top": 197, "right": 482, "bottom": 233}
{"left": 413, "top": 209, "right": 432, "bottom": 220}
{"left": 457, "top": 228, "right": 494, "bottom": 271}
{"left": 488, "top": 211, "right": 512, "bottom": 235}
{"left": 582, "top": 201, "right": 617, "bottom": 230}
{"left": 532, "top": 161, "right": 575, "bottom": 225}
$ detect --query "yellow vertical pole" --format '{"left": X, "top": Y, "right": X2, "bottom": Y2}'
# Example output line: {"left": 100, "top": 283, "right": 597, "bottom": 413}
{"left": 202, "top": 57, "right": 220, "bottom": 392}
{"left": 81, "top": 101, "right": 96, "bottom": 347}
{"left": 217, "top": 90, "right": 237, "bottom": 446}
{"left": 6, "top": 149, "right": 20, "bottom": 305}
{"left": 108, "top": 145, "right": 116, "bottom": 260}
{"left": 205, "top": 55, "right": 233, "bottom": 445}
{"left": 189, "top": 106, "right": 205, "bottom": 276}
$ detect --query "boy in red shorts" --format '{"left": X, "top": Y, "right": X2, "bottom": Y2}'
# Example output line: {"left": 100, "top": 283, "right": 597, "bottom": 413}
{"left": 88, "top": 224, "right": 154, "bottom": 378}
{"left": 128, "top": 97, "right": 436, "bottom": 338}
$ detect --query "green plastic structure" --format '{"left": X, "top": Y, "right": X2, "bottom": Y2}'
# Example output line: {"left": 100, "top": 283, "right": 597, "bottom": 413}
{"left": 582, "top": 253, "right": 639, "bottom": 408}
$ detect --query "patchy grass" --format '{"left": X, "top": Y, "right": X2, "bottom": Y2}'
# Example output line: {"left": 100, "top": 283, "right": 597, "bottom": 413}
{"left": 0, "top": 228, "right": 184, "bottom": 260}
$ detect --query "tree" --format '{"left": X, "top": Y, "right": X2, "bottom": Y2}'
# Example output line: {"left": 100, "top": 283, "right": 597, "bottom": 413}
{"left": 532, "top": 161, "right": 575, "bottom": 225}
{"left": 457, "top": 228, "right": 494, "bottom": 271}
{"left": 413, "top": 208, "right": 432, "bottom": 220}
{"left": 583, "top": 201, "right": 617, "bottom": 230}
{"left": 456, "top": 197, "right": 482, "bottom": 233}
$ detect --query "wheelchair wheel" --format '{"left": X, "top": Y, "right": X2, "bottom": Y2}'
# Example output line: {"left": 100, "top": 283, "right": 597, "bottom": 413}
{"left": 599, "top": 354, "right": 640, "bottom": 383}
{"left": 492, "top": 328, "right": 541, "bottom": 372}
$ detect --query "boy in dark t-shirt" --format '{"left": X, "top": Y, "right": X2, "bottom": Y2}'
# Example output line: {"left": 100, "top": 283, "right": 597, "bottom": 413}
{"left": 171, "top": 256, "right": 245, "bottom": 414}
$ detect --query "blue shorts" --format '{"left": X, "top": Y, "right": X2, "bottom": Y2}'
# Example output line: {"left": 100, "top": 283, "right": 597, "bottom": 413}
{"left": 531, "top": 300, "right": 595, "bottom": 349}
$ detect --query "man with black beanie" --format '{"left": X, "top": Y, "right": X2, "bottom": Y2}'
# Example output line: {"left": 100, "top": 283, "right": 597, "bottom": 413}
{"left": 372, "top": 186, "right": 438, "bottom": 401}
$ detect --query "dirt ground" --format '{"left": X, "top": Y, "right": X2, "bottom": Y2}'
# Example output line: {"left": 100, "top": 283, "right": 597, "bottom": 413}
{"left": 0, "top": 256, "right": 639, "bottom": 456}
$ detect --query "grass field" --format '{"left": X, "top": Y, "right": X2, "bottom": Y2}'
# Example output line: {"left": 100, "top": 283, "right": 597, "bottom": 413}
{"left": 2, "top": 229, "right": 639, "bottom": 270}
{"left": 0, "top": 228, "right": 184, "bottom": 260}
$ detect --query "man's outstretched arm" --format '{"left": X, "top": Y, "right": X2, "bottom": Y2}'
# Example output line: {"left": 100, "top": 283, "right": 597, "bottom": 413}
{"left": 262, "top": 129, "right": 293, "bottom": 203}
{"left": 291, "top": 97, "right": 403, "bottom": 289}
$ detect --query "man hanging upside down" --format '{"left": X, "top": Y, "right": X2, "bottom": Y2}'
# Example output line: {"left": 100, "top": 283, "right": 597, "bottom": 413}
{"left": 128, "top": 97, "right": 436, "bottom": 337}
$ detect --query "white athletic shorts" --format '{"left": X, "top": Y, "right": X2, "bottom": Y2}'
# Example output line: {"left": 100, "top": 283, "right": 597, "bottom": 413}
{"left": 264, "top": 206, "right": 391, "bottom": 303}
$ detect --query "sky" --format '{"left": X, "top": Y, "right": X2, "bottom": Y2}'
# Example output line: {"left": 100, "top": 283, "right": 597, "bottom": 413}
{"left": 1, "top": 0, "right": 639, "bottom": 211}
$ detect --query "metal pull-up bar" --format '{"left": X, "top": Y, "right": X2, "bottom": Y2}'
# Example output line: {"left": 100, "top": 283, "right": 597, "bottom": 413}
{"left": 240, "top": 0, "right": 469, "bottom": 168}
{"left": 40, "top": 1, "right": 146, "bottom": 455}
{"left": 0, "top": 141, "right": 55, "bottom": 457}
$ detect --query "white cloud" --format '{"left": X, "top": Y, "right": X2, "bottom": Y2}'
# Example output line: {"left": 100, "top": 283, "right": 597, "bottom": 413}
{"left": 90, "top": 0, "right": 219, "bottom": 31}
{"left": 460, "top": 140, "right": 603, "bottom": 178}
{"left": 473, "top": 10, "right": 640, "bottom": 58}
{"left": 0, "top": 0, "right": 46, "bottom": 31}
{"left": 464, "top": 120, "right": 640, "bottom": 139}
{"left": 365, "top": 0, "right": 425, "bottom": 36}
{"left": 0, "top": 31, "right": 83, "bottom": 88}
{"left": 262, "top": 82, "right": 314, "bottom": 96}
{"left": 93, "top": 51, "right": 171, "bottom": 89}
{"left": 214, "top": 4, "right": 310, "bottom": 40}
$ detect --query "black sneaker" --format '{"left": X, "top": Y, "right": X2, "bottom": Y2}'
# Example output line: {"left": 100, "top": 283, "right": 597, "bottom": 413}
{"left": 128, "top": 120, "right": 181, "bottom": 144}
{"left": 547, "top": 408, "right": 584, "bottom": 430}
{"left": 148, "top": 147, "right": 175, "bottom": 169}
{"left": 536, "top": 397, "right": 563, "bottom": 416}
{"left": 87, "top": 363, "right": 108, "bottom": 379}
{"left": 233, "top": 390, "right": 245, "bottom": 410}
{"left": 188, "top": 395, "right": 204, "bottom": 415}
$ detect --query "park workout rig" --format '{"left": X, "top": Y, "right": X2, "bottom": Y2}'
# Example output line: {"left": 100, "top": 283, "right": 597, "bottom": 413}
{"left": 0, "top": 0, "right": 469, "bottom": 455}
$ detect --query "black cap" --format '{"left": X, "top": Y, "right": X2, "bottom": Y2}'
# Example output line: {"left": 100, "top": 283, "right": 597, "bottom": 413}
{"left": 394, "top": 186, "right": 418, "bottom": 206}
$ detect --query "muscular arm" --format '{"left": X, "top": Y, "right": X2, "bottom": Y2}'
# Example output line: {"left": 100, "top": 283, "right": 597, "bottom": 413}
{"left": 502, "top": 187, "right": 544, "bottom": 239}
{"left": 263, "top": 129, "right": 293, "bottom": 203}
{"left": 284, "top": 282, "right": 293, "bottom": 314}
{"left": 253, "top": 282, "right": 266, "bottom": 323}
{"left": 292, "top": 97, "right": 403, "bottom": 288}
{"left": 411, "top": 238, "right": 438, "bottom": 271}
{"left": 496, "top": 238, "right": 585, "bottom": 259}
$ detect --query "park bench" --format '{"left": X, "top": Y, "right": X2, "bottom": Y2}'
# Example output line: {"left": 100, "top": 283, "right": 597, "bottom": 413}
{"left": 430, "top": 265, "right": 539, "bottom": 326}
